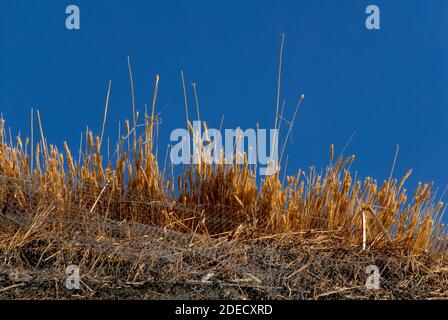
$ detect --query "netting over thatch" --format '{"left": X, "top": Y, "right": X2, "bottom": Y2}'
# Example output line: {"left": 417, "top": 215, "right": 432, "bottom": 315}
{"left": 0, "top": 77, "right": 447, "bottom": 299}
{"left": 1, "top": 183, "right": 447, "bottom": 299}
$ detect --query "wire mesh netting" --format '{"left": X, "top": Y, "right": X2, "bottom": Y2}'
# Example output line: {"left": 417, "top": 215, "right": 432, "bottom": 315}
{"left": 1, "top": 174, "right": 448, "bottom": 299}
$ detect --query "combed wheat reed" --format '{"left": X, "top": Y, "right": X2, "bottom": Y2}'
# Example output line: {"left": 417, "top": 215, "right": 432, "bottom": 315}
{"left": 0, "top": 75, "right": 446, "bottom": 260}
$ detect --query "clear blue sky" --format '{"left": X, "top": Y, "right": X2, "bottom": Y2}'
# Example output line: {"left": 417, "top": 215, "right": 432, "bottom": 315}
{"left": 1, "top": 0, "right": 447, "bottom": 200}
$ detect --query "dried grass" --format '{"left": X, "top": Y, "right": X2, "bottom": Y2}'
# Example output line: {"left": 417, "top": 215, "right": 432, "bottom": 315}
{"left": 0, "top": 70, "right": 447, "bottom": 299}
